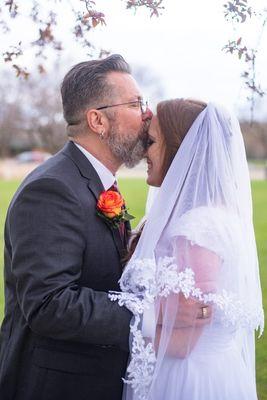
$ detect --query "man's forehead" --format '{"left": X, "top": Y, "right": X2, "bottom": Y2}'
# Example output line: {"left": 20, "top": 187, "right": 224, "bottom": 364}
{"left": 107, "top": 71, "right": 142, "bottom": 99}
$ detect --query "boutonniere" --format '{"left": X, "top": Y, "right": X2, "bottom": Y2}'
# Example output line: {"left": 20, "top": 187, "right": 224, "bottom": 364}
{"left": 96, "top": 190, "right": 134, "bottom": 228}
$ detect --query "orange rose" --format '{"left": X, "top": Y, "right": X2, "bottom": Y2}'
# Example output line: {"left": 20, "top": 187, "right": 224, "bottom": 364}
{"left": 97, "top": 190, "right": 124, "bottom": 218}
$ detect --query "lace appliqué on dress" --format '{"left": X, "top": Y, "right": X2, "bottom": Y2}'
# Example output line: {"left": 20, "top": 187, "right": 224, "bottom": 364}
{"left": 109, "top": 256, "right": 264, "bottom": 400}
{"left": 109, "top": 258, "right": 157, "bottom": 400}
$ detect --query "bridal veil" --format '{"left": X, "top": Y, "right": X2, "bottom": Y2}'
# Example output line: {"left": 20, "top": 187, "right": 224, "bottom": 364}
{"left": 110, "top": 103, "right": 264, "bottom": 400}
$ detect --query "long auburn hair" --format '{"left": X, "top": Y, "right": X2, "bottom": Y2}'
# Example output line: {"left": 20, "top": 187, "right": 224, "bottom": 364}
{"left": 124, "top": 98, "right": 207, "bottom": 264}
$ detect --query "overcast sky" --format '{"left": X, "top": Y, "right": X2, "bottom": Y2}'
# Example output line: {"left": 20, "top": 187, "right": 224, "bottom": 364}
{"left": 88, "top": 0, "right": 267, "bottom": 119}
{"left": 2, "top": 0, "right": 267, "bottom": 119}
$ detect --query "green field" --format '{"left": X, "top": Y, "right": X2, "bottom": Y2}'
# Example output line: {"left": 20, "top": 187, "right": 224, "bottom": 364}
{"left": 0, "top": 179, "right": 266, "bottom": 398}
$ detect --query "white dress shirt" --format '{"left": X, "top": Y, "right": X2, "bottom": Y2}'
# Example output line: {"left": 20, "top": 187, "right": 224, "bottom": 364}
{"left": 73, "top": 142, "right": 116, "bottom": 190}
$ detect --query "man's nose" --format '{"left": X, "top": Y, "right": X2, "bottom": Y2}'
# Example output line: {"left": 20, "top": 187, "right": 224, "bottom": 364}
{"left": 142, "top": 107, "right": 153, "bottom": 121}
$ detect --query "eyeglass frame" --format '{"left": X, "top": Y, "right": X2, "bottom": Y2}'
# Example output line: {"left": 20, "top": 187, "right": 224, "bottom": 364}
{"left": 96, "top": 99, "right": 148, "bottom": 114}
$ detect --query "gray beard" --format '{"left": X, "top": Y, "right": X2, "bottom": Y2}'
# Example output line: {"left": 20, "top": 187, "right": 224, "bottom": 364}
{"left": 106, "top": 126, "right": 146, "bottom": 168}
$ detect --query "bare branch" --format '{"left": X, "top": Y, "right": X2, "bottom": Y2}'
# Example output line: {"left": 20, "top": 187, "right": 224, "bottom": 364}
{"left": 223, "top": 2, "right": 267, "bottom": 122}
{"left": 3, "top": 42, "right": 22, "bottom": 62}
{"left": 12, "top": 64, "right": 30, "bottom": 79}
{"left": 223, "top": 0, "right": 253, "bottom": 23}
{"left": 1, "top": 1, "right": 165, "bottom": 78}
{"left": 5, "top": 0, "right": 19, "bottom": 17}
{"left": 125, "top": 0, "right": 164, "bottom": 17}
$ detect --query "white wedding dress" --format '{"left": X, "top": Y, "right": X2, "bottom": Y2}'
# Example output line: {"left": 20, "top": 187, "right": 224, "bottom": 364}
{"left": 109, "top": 104, "right": 264, "bottom": 400}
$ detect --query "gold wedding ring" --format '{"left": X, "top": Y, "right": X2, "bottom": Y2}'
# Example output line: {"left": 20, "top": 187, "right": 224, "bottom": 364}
{"left": 201, "top": 306, "right": 209, "bottom": 319}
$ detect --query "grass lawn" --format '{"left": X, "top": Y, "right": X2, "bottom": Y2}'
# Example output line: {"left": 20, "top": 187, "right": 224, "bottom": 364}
{"left": 252, "top": 181, "right": 267, "bottom": 400}
{"left": 0, "top": 178, "right": 266, "bottom": 399}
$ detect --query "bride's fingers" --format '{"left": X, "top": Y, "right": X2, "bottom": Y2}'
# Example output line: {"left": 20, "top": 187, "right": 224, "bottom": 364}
{"left": 159, "top": 295, "right": 212, "bottom": 328}
{"left": 177, "top": 302, "right": 212, "bottom": 327}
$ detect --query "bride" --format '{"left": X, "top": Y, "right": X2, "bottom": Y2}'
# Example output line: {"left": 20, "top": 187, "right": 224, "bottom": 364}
{"left": 109, "top": 99, "right": 264, "bottom": 400}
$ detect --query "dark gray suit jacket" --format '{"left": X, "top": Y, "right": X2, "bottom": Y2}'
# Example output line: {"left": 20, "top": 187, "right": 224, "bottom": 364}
{"left": 0, "top": 141, "right": 132, "bottom": 400}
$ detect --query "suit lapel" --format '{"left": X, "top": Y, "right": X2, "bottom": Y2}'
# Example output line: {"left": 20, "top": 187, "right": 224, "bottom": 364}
{"left": 62, "top": 141, "right": 126, "bottom": 259}
{"left": 108, "top": 225, "right": 126, "bottom": 259}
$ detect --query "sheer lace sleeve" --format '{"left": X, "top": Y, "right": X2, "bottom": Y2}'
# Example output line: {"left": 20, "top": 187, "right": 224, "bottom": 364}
{"left": 172, "top": 236, "right": 221, "bottom": 294}
{"left": 166, "top": 206, "right": 264, "bottom": 334}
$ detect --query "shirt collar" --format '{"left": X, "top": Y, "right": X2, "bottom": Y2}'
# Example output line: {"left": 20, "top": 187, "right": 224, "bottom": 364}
{"left": 73, "top": 142, "right": 115, "bottom": 190}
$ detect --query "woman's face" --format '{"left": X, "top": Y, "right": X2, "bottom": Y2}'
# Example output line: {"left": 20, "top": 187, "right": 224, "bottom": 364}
{"left": 146, "top": 116, "right": 166, "bottom": 187}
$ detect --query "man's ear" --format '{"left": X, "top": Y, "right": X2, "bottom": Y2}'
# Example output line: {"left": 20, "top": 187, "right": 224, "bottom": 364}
{"left": 86, "top": 109, "right": 109, "bottom": 138}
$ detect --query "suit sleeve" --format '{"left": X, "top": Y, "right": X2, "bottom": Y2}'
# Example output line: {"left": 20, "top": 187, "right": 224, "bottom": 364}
{"left": 8, "top": 177, "right": 131, "bottom": 351}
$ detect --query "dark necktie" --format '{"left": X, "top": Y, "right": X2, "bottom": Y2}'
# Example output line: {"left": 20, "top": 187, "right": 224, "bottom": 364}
{"left": 110, "top": 181, "right": 126, "bottom": 244}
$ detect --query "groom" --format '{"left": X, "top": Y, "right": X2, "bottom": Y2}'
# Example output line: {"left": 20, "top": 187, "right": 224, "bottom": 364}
{"left": 0, "top": 54, "right": 152, "bottom": 400}
{"left": 0, "top": 54, "right": 210, "bottom": 400}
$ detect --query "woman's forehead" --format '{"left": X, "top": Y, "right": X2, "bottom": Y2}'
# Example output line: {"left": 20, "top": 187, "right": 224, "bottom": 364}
{"left": 149, "top": 116, "right": 161, "bottom": 137}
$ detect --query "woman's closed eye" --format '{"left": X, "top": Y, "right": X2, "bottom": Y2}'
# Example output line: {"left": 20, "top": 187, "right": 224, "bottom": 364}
{"left": 147, "top": 137, "right": 155, "bottom": 147}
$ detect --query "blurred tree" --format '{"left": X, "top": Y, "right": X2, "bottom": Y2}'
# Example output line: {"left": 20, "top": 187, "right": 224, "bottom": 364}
{"left": 132, "top": 64, "right": 165, "bottom": 107}
{"left": 0, "top": 61, "right": 165, "bottom": 156}
{"left": 240, "top": 120, "right": 267, "bottom": 159}
{"left": 0, "top": 94, "right": 25, "bottom": 157}
{"left": 0, "top": 69, "right": 66, "bottom": 156}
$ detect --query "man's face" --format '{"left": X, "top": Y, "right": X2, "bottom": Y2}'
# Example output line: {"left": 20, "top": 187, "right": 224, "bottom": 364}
{"left": 104, "top": 72, "right": 153, "bottom": 167}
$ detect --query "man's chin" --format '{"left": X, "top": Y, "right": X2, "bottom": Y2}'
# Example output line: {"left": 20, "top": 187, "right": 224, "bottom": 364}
{"left": 124, "top": 147, "right": 146, "bottom": 168}
{"left": 107, "top": 133, "right": 146, "bottom": 168}
{"left": 124, "top": 158, "right": 142, "bottom": 169}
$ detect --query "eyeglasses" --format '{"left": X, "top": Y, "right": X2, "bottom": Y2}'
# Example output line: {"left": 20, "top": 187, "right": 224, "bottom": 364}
{"left": 96, "top": 99, "right": 148, "bottom": 114}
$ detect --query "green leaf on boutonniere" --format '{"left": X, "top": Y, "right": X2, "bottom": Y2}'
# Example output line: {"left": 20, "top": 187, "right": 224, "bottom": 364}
{"left": 122, "top": 210, "right": 135, "bottom": 222}
{"left": 96, "top": 208, "right": 135, "bottom": 229}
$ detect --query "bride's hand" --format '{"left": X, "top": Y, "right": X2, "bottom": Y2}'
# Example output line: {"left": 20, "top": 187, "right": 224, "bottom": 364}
{"left": 158, "top": 293, "right": 212, "bottom": 329}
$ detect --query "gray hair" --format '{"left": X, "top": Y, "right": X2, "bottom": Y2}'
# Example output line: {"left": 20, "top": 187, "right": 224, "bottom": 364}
{"left": 61, "top": 54, "right": 131, "bottom": 136}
